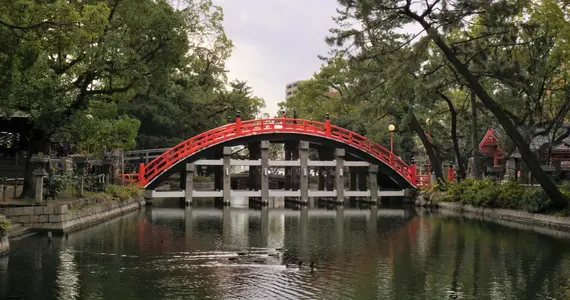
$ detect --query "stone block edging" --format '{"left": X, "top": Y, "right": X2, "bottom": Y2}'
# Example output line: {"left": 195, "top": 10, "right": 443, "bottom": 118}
{"left": 437, "top": 202, "right": 570, "bottom": 232}
{"left": 0, "top": 197, "right": 145, "bottom": 234}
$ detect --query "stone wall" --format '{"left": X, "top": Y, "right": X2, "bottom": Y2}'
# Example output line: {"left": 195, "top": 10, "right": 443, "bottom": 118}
{"left": 0, "top": 197, "right": 145, "bottom": 234}
{"left": 0, "top": 215, "right": 9, "bottom": 255}
{"left": 437, "top": 201, "right": 570, "bottom": 232}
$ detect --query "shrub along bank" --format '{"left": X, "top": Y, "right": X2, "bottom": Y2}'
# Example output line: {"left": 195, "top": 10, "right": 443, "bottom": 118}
{"left": 437, "top": 179, "right": 570, "bottom": 215}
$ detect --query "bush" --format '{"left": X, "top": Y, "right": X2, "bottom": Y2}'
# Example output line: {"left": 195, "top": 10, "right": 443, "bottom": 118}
{"left": 445, "top": 179, "right": 477, "bottom": 202}
{"left": 465, "top": 179, "right": 500, "bottom": 208}
{"left": 194, "top": 175, "right": 213, "bottom": 182}
{"left": 441, "top": 178, "right": 561, "bottom": 214}
{"left": 105, "top": 184, "right": 143, "bottom": 201}
{"left": 44, "top": 174, "right": 74, "bottom": 199}
{"left": 521, "top": 188, "right": 552, "bottom": 213}
{"left": 496, "top": 180, "right": 525, "bottom": 209}
{"left": 0, "top": 219, "right": 11, "bottom": 235}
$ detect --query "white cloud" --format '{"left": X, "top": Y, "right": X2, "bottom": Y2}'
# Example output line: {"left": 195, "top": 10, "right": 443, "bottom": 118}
{"left": 214, "top": 0, "right": 339, "bottom": 116}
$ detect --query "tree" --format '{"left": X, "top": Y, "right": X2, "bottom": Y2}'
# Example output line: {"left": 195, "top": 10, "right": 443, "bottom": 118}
{"left": 0, "top": 0, "right": 224, "bottom": 198}
{"left": 328, "top": 0, "right": 569, "bottom": 208}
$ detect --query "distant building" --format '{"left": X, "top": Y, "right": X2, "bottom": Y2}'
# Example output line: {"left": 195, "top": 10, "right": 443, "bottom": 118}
{"left": 285, "top": 81, "right": 303, "bottom": 99}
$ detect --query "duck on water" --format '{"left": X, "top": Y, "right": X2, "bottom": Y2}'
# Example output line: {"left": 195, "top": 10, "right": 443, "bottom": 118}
{"left": 286, "top": 261, "right": 316, "bottom": 272}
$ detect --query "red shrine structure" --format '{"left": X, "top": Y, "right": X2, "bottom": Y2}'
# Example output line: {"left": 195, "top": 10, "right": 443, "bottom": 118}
{"left": 479, "top": 125, "right": 570, "bottom": 171}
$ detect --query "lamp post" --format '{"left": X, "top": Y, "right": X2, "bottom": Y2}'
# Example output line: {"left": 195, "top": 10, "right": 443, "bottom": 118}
{"left": 425, "top": 118, "right": 432, "bottom": 179}
{"left": 388, "top": 124, "right": 396, "bottom": 162}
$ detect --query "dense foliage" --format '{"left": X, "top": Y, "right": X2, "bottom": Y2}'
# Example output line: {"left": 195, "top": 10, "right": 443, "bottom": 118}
{"left": 440, "top": 179, "right": 570, "bottom": 214}
{"left": 280, "top": 0, "right": 570, "bottom": 208}
{"left": 0, "top": 0, "right": 264, "bottom": 197}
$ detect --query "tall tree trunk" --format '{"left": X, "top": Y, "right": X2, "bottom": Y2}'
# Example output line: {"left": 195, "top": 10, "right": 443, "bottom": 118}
{"left": 408, "top": 15, "right": 566, "bottom": 208}
{"left": 19, "top": 129, "right": 49, "bottom": 199}
{"left": 471, "top": 92, "right": 482, "bottom": 179}
{"left": 407, "top": 109, "right": 446, "bottom": 185}
{"left": 439, "top": 93, "right": 466, "bottom": 180}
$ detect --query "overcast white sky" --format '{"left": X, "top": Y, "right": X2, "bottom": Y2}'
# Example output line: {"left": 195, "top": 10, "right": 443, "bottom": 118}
{"left": 213, "top": 0, "right": 340, "bottom": 116}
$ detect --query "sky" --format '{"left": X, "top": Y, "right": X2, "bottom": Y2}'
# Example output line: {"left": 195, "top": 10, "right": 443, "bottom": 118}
{"left": 213, "top": 0, "right": 340, "bottom": 117}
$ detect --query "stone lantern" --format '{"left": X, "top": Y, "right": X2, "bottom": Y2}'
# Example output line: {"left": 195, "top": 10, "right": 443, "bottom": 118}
{"left": 30, "top": 155, "right": 49, "bottom": 204}
{"left": 72, "top": 155, "right": 88, "bottom": 197}
{"left": 102, "top": 157, "right": 112, "bottom": 186}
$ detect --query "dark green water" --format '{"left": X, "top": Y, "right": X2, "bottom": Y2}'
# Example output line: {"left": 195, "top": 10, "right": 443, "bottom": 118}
{"left": 1, "top": 201, "right": 570, "bottom": 300}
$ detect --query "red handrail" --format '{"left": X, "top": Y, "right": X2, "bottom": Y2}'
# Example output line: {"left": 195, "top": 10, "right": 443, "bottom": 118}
{"left": 136, "top": 118, "right": 417, "bottom": 187}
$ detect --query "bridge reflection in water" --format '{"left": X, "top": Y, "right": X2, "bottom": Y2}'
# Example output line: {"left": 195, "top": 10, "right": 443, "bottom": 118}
{"left": 6, "top": 199, "right": 570, "bottom": 299}
{"left": 144, "top": 205, "right": 411, "bottom": 254}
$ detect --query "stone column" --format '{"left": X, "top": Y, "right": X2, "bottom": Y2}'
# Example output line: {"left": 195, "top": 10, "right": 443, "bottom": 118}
{"left": 369, "top": 165, "right": 379, "bottom": 203}
{"left": 261, "top": 141, "right": 270, "bottom": 205}
{"left": 72, "top": 155, "right": 87, "bottom": 198}
{"left": 184, "top": 163, "right": 194, "bottom": 205}
{"left": 30, "top": 155, "right": 49, "bottom": 203}
{"left": 299, "top": 141, "right": 309, "bottom": 204}
{"left": 223, "top": 147, "right": 232, "bottom": 205}
{"left": 335, "top": 149, "right": 345, "bottom": 203}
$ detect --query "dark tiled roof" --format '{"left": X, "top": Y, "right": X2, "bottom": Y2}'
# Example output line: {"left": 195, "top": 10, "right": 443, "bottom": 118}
{"left": 490, "top": 124, "right": 570, "bottom": 152}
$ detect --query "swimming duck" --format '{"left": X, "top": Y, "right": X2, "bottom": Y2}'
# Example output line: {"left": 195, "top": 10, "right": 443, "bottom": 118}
{"left": 301, "top": 261, "right": 316, "bottom": 272}
{"left": 252, "top": 257, "right": 267, "bottom": 264}
{"left": 268, "top": 250, "right": 281, "bottom": 257}
{"left": 285, "top": 260, "right": 303, "bottom": 269}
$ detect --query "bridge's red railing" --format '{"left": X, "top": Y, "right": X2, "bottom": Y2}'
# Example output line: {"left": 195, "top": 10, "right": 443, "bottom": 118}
{"left": 416, "top": 175, "right": 430, "bottom": 188}
{"left": 131, "top": 117, "right": 419, "bottom": 187}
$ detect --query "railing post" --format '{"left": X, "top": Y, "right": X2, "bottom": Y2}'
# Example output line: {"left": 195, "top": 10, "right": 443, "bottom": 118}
{"left": 235, "top": 111, "right": 242, "bottom": 135}
{"left": 138, "top": 163, "right": 145, "bottom": 186}
{"left": 325, "top": 113, "right": 331, "bottom": 136}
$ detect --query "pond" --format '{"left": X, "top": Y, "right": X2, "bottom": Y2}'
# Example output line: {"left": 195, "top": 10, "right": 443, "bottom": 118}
{"left": 1, "top": 200, "right": 570, "bottom": 300}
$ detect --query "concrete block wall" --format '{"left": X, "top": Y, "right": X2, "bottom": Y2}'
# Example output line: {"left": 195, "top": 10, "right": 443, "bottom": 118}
{"left": 0, "top": 215, "right": 9, "bottom": 255}
{"left": 0, "top": 197, "right": 144, "bottom": 233}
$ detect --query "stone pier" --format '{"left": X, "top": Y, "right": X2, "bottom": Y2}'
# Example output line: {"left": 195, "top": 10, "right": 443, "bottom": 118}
{"left": 260, "top": 141, "right": 270, "bottom": 205}
{"left": 163, "top": 141, "right": 408, "bottom": 206}
{"left": 223, "top": 147, "right": 232, "bottom": 205}
{"left": 184, "top": 163, "right": 194, "bottom": 205}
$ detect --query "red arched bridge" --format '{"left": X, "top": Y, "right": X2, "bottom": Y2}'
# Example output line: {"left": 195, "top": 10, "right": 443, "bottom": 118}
{"left": 123, "top": 117, "right": 426, "bottom": 189}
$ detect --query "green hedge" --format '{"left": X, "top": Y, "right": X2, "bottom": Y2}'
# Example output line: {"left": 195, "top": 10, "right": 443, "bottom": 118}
{"left": 105, "top": 184, "right": 144, "bottom": 201}
{"left": 440, "top": 179, "right": 569, "bottom": 213}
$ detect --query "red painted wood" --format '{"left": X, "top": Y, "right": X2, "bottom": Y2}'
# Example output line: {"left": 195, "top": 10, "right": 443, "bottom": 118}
{"left": 129, "top": 118, "right": 417, "bottom": 187}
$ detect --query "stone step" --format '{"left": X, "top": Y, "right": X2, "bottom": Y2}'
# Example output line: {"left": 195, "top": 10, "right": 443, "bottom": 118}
{"left": 8, "top": 223, "right": 33, "bottom": 239}
{"left": 10, "top": 231, "right": 38, "bottom": 241}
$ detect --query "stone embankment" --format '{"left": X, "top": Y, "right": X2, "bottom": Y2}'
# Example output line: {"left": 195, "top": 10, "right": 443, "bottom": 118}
{"left": 0, "top": 215, "right": 9, "bottom": 255}
{"left": 415, "top": 190, "right": 570, "bottom": 232}
{"left": 0, "top": 196, "right": 145, "bottom": 234}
